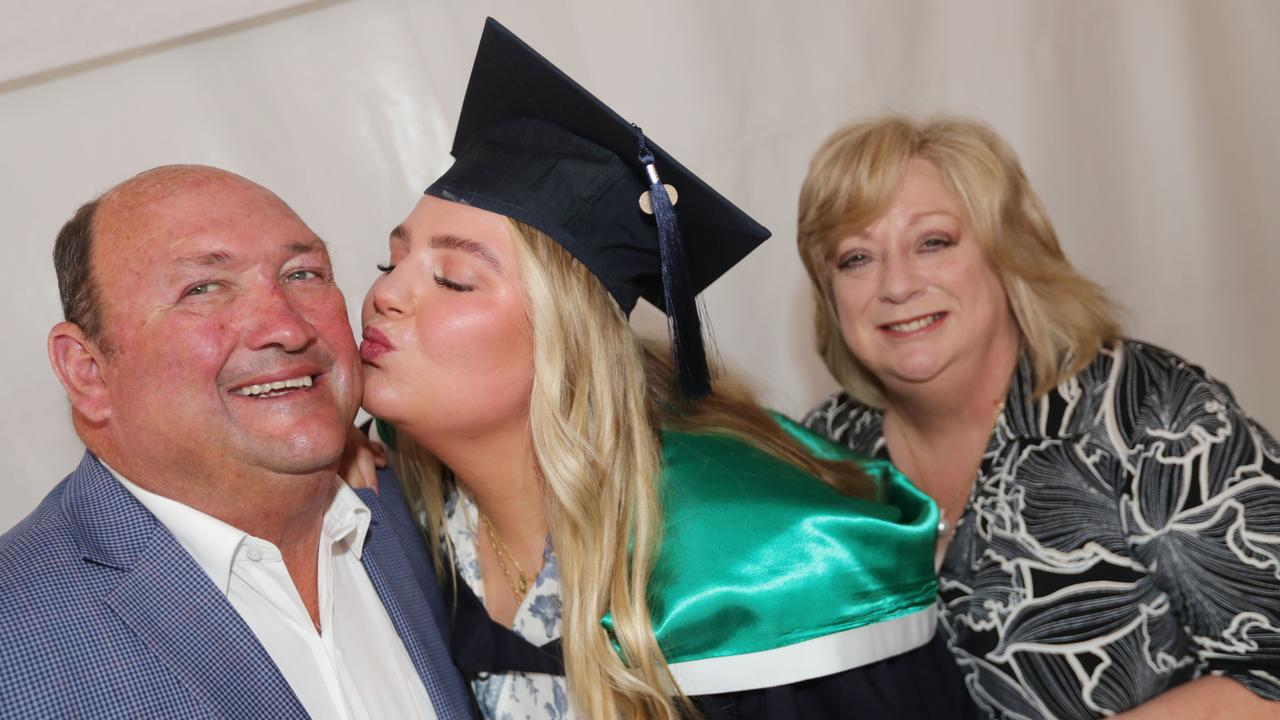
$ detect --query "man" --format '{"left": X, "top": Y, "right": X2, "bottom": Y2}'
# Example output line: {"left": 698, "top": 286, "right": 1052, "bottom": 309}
{"left": 0, "top": 166, "right": 473, "bottom": 719}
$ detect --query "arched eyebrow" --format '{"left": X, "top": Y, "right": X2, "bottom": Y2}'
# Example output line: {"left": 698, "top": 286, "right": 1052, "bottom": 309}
{"left": 389, "top": 225, "right": 502, "bottom": 272}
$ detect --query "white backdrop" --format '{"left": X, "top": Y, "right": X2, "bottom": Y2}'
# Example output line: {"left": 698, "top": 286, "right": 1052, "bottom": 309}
{"left": 2, "top": 0, "right": 1277, "bottom": 530}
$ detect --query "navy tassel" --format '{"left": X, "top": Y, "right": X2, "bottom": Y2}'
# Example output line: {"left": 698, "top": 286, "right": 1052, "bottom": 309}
{"left": 635, "top": 128, "right": 711, "bottom": 398}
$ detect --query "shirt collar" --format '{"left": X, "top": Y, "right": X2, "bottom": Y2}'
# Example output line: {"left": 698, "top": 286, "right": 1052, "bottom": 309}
{"left": 325, "top": 481, "right": 372, "bottom": 560}
{"left": 105, "top": 462, "right": 247, "bottom": 595}
{"left": 105, "top": 463, "right": 373, "bottom": 593}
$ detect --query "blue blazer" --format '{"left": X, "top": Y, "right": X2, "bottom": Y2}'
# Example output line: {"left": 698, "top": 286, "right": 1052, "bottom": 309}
{"left": 0, "top": 452, "right": 474, "bottom": 719}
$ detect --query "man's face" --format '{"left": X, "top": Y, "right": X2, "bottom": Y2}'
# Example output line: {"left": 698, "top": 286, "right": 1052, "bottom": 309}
{"left": 92, "top": 172, "right": 361, "bottom": 480}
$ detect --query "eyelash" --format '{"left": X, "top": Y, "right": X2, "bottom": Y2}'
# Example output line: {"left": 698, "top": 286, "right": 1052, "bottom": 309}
{"left": 376, "top": 262, "right": 476, "bottom": 292}
{"left": 920, "top": 234, "right": 956, "bottom": 250}
{"left": 836, "top": 253, "right": 869, "bottom": 271}
{"left": 434, "top": 271, "right": 475, "bottom": 292}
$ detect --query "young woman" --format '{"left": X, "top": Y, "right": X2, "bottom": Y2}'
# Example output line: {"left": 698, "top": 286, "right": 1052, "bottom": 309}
{"left": 357, "top": 19, "right": 977, "bottom": 719}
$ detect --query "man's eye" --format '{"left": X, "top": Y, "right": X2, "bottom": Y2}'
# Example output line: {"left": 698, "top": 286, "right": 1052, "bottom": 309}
{"left": 185, "top": 282, "right": 221, "bottom": 296}
{"left": 286, "top": 269, "right": 320, "bottom": 281}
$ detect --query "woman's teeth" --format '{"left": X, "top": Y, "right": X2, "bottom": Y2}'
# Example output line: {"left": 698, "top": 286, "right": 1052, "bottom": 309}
{"left": 886, "top": 314, "right": 942, "bottom": 333}
{"left": 236, "top": 375, "right": 313, "bottom": 397}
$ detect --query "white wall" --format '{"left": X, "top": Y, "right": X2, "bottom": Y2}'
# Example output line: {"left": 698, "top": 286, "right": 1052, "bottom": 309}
{"left": 3, "top": 0, "right": 1277, "bottom": 530}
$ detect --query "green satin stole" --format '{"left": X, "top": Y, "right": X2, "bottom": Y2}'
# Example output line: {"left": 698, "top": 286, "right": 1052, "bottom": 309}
{"left": 603, "top": 415, "right": 938, "bottom": 664}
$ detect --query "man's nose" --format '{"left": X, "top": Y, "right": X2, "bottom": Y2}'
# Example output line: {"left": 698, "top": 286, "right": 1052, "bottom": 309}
{"left": 243, "top": 284, "right": 318, "bottom": 352}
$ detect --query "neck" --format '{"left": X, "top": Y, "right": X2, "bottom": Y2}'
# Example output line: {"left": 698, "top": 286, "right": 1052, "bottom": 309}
{"left": 883, "top": 323, "right": 1021, "bottom": 441}
{"left": 431, "top": 426, "right": 547, "bottom": 558}
{"left": 95, "top": 441, "right": 338, "bottom": 629}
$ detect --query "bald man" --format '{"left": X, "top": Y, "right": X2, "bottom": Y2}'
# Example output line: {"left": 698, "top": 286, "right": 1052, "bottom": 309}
{"left": 0, "top": 167, "right": 473, "bottom": 719}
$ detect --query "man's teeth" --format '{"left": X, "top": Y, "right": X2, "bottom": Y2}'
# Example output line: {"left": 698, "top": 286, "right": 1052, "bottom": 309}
{"left": 887, "top": 314, "right": 941, "bottom": 333}
{"left": 236, "top": 375, "right": 313, "bottom": 397}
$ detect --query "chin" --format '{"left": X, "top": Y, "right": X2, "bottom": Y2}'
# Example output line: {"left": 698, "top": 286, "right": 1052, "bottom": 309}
{"left": 359, "top": 383, "right": 406, "bottom": 425}
{"left": 272, "top": 435, "right": 346, "bottom": 474}
{"left": 883, "top": 354, "right": 950, "bottom": 386}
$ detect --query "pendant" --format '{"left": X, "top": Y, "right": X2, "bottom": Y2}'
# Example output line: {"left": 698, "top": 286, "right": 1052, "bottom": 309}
{"left": 937, "top": 509, "right": 949, "bottom": 536}
{"left": 518, "top": 575, "right": 528, "bottom": 595}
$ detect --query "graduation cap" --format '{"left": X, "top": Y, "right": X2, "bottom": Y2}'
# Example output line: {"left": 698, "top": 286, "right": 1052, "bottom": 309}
{"left": 426, "top": 17, "right": 770, "bottom": 398}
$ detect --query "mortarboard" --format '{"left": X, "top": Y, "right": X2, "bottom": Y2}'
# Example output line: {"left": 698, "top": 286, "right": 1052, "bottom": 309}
{"left": 426, "top": 17, "right": 770, "bottom": 397}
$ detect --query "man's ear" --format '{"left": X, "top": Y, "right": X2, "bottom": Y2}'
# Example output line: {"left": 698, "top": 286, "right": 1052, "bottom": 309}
{"left": 48, "top": 321, "right": 111, "bottom": 424}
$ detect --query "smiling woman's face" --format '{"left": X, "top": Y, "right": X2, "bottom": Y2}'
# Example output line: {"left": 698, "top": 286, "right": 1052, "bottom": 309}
{"left": 360, "top": 195, "right": 534, "bottom": 450}
{"left": 829, "top": 158, "right": 1018, "bottom": 394}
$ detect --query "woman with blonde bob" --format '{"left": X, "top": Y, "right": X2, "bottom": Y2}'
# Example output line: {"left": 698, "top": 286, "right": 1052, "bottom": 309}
{"left": 355, "top": 20, "right": 978, "bottom": 720}
{"left": 800, "top": 115, "right": 1280, "bottom": 718}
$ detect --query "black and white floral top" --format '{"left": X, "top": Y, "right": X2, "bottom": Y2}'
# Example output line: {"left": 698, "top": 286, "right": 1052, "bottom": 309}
{"left": 805, "top": 340, "right": 1280, "bottom": 718}
{"left": 443, "top": 490, "right": 578, "bottom": 720}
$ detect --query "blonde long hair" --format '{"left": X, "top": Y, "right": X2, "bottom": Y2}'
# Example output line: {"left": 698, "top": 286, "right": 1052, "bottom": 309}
{"left": 797, "top": 115, "right": 1121, "bottom": 406}
{"left": 394, "top": 219, "right": 873, "bottom": 718}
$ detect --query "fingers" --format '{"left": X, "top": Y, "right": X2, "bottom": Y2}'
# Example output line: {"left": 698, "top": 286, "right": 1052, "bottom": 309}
{"left": 341, "top": 424, "right": 382, "bottom": 491}
{"left": 356, "top": 447, "right": 380, "bottom": 492}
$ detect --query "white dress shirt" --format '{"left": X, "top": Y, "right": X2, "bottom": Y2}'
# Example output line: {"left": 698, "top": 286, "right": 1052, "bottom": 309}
{"left": 108, "top": 466, "right": 438, "bottom": 720}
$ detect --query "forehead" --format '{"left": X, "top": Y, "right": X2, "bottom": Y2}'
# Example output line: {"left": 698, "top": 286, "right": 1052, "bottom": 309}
{"left": 96, "top": 175, "right": 321, "bottom": 268}
{"left": 889, "top": 158, "right": 965, "bottom": 215}
{"left": 401, "top": 195, "right": 513, "bottom": 243}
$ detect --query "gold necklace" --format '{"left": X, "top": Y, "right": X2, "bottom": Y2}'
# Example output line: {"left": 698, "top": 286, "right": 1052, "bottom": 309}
{"left": 480, "top": 511, "right": 531, "bottom": 604}
{"left": 889, "top": 400, "right": 1005, "bottom": 542}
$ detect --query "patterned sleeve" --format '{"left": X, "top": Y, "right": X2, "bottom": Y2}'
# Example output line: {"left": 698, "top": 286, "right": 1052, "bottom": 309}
{"left": 1110, "top": 345, "right": 1280, "bottom": 700}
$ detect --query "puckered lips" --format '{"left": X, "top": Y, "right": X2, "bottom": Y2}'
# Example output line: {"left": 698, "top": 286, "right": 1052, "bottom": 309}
{"left": 226, "top": 367, "right": 324, "bottom": 400}
{"left": 878, "top": 311, "right": 948, "bottom": 338}
{"left": 360, "top": 325, "right": 394, "bottom": 365}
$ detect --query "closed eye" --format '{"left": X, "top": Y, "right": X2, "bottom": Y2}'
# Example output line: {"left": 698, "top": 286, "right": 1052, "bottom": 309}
{"left": 433, "top": 271, "right": 475, "bottom": 292}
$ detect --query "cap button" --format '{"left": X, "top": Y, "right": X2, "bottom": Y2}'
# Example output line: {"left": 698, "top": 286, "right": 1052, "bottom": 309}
{"left": 639, "top": 184, "right": 679, "bottom": 215}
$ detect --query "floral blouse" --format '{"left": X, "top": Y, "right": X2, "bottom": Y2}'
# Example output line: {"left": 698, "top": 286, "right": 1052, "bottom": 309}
{"left": 442, "top": 490, "right": 579, "bottom": 720}
{"left": 805, "top": 340, "right": 1280, "bottom": 718}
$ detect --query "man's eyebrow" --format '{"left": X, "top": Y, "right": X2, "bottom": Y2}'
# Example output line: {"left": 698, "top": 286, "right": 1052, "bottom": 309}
{"left": 173, "top": 251, "right": 232, "bottom": 267}
{"left": 171, "top": 238, "right": 328, "bottom": 268}
{"left": 430, "top": 233, "right": 502, "bottom": 271}
{"left": 286, "top": 238, "right": 329, "bottom": 257}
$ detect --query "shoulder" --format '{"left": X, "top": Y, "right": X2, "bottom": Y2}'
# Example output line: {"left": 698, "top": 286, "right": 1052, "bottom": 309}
{"left": 1076, "top": 339, "right": 1227, "bottom": 394}
{"left": 651, "top": 424, "right": 939, "bottom": 693}
{"left": 0, "top": 476, "right": 116, "bottom": 664}
{"left": 0, "top": 477, "right": 79, "bottom": 587}
{"left": 1087, "top": 339, "right": 1244, "bottom": 437}
{"left": 802, "top": 391, "right": 884, "bottom": 454}
{"left": 1112, "top": 339, "right": 1224, "bottom": 386}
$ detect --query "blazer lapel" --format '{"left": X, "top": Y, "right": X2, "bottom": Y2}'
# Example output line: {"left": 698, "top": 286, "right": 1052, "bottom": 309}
{"left": 357, "top": 484, "right": 474, "bottom": 719}
{"left": 66, "top": 454, "right": 308, "bottom": 719}
{"left": 105, "top": 537, "right": 309, "bottom": 719}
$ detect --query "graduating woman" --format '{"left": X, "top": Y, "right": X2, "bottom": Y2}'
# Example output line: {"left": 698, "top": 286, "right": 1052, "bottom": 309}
{"left": 357, "top": 19, "right": 977, "bottom": 719}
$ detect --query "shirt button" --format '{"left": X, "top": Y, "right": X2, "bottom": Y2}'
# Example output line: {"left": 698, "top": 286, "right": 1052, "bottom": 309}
{"left": 476, "top": 672, "right": 490, "bottom": 680}
{"left": 246, "top": 548, "right": 263, "bottom": 562}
